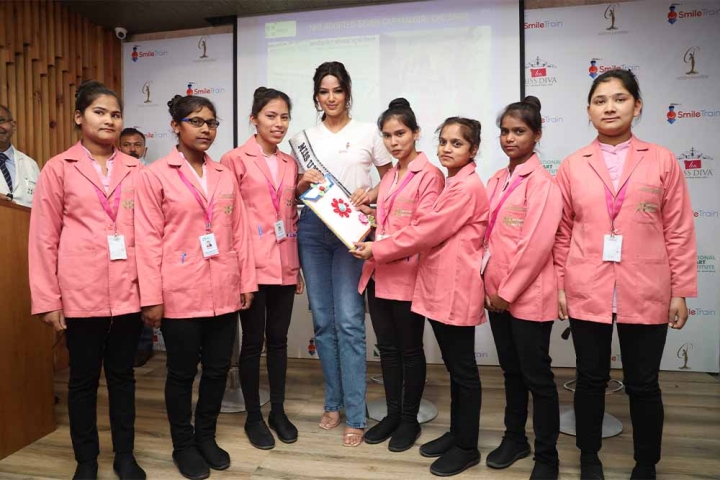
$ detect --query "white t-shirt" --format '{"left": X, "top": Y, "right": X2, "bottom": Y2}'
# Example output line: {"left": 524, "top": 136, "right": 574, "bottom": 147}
{"left": 298, "top": 119, "right": 393, "bottom": 193}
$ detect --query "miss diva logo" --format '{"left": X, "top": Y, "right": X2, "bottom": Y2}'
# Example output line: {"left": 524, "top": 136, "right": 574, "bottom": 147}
{"left": 525, "top": 56, "right": 558, "bottom": 87}
{"left": 677, "top": 147, "right": 713, "bottom": 179}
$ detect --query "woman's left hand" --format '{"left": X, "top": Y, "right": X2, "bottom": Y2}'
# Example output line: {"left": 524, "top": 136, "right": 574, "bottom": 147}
{"left": 240, "top": 292, "right": 254, "bottom": 310}
{"left": 295, "top": 273, "right": 305, "bottom": 295}
{"left": 490, "top": 294, "right": 510, "bottom": 312}
{"left": 351, "top": 241, "right": 373, "bottom": 260}
{"left": 668, "top": 296, "right": 689, "bottom": 329}
{"left": 349, "top": 188, "right": 370, "bottom": 207}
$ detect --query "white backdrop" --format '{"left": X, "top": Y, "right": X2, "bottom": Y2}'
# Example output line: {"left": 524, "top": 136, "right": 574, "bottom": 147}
{"left": 525, "top": 0, "right": 720, "bottom": 372}
{"left": 122, "top": 34, "right": 234, "bottom": 164}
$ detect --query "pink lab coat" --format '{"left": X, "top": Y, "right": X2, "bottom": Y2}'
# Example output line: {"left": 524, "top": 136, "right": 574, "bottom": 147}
{"left": 483, "top": 154, "right": 562, "bottom": 321}
{"left": 554, "top": 138, "right": 697, "bottom": 325}
{"left": 358, "top": 153, "right": 445, "bottom": 301}
{"left": 29, "top": 142, "right": 141, "bottom": 317}
{"left": 220, "top": 136, "right": 299, "bottom": 286}
{"left": 373, "top": 162, "right": 489, "bottom": 326}
{"left": 134, "top": 147, "right": 257, "bottom": 319}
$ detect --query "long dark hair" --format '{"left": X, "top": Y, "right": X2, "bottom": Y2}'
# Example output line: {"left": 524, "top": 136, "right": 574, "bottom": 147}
{"left": 313, "top": 61, "right": 352, "bottom": 120}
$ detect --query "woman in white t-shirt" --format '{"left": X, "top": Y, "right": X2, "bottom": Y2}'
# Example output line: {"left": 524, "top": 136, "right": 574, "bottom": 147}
{"left": 296, "top": 61, "right": 392, "bottom": 447}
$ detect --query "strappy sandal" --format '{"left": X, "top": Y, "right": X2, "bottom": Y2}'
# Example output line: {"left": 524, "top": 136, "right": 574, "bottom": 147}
{"left": 318, "top": 412, "right": 341, "bottom": 430}
{"left": 342, "top": 428, "right": 364, "bottom": 447}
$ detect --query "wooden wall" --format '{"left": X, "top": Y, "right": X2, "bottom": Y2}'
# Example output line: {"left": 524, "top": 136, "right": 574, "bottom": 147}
{"left": 0, "top": 0, "right": 122, "bottom": 168}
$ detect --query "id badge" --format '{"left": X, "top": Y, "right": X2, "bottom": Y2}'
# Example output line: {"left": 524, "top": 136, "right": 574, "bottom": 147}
{"left": 199, "top": 233, "right": 219, "bottom": 258}
{"left": 274, "top": 219, "right": 287, "bottom": 242}
{"left": 376, "top": 234, "right": 388, "bottom": 241}
{"left": 107, "top": 235, "right": 127, "bottom": 261}
{"left": 480, "top": 248, "right": 491, "bottom": 275}
{"left": 602, "top": 234, "right": 623, "bottom": 262}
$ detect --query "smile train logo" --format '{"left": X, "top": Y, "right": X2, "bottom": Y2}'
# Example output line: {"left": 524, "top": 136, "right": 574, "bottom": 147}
{"left": 589, "top": 58, "right": 599, "bottom": 78}
{"left": 668, "top": 4, "right": 679, "bottom": 24}
{"left": 684, "top": 46, "right": 699, "bottom": 75}
{"left": 186, "top": 82, "right": 194, "bottom": 96}
{"left": 198, "top": 36, "right": 209, "bottom": 59}
{"left": 667, "top": 103, "right": 678, "bottom": 124}
{"left": 604, "top": 3, "right": 619, "bottom": 30}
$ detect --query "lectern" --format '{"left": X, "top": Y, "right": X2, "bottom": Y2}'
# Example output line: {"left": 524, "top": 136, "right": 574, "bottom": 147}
{"left": 0, "top": 202, "right": 56, "bottom": 459}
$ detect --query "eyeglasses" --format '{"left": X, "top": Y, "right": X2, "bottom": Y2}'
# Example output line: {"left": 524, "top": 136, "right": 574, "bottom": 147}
{"left": 182, "top": 117, "right": 220, "bottom": 129}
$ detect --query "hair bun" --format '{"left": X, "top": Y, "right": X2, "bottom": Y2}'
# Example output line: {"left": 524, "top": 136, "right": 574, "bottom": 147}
{"left": 254, "top": 86, "right": 268, "bottom": 97}
{"left": 522, "top": 95, "right": 542, "bottom": 112}
{"left": 167, "top": 94, "right": 183, "bottom": 115}
{"left": 76, "top": 80, "right": 102, "bottom": 99}
{"left": 388, "top": 97, "right": 411, "bottom": 110}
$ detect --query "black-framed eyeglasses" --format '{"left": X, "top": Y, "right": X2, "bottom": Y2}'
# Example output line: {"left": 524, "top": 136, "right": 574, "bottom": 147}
{"left": 182, "top": 117, "right": 220, "bottom": 129}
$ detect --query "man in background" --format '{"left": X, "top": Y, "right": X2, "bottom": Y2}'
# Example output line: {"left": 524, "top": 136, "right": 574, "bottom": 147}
{"left": 119, "top": 127, "right": 154, "bottom": 366}
{"left": 0, "top": 105, "right": 40, "bottom": 207}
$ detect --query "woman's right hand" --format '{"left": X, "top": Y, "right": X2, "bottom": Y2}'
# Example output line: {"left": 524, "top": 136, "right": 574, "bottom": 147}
{"left": 297, "top": 169, "right": 326, "bottom": 195}
{"left": 558, "top": 289, "right": 568, "bottom": 321}
{"left": 142, "top": 304, "right": 164, "bottom": 328}
{"left": 42, "top": 310, "right": 66, "bottom": 331}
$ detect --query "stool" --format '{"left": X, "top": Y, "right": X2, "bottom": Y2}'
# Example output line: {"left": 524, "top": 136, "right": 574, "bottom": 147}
{"left": 221, "top": 315, "right": 269, "bottom": 413}
{"left": 559, "top": 378, "right": 623, "bottom": 438}
{"left": 366, "top": 375, "right": 438, "bottom": 424}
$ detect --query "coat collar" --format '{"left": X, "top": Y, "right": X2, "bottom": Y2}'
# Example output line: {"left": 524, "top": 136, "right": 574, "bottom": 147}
{"left": 241, "top": 135, "right": 286, "bottom": 188}
{"left": 584, "top": 136, "right": 648, "bottom": 195}
{"left": 487, "top": 153, "right": 541, "bottom": 200}
{"left": 64, "top": 141, "right": 139, "bottom": 197}
{"left": 165, "top": 146, "right": 224, "bottom": 201}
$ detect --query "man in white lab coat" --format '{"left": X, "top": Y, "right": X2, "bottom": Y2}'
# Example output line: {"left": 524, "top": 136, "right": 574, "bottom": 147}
{"left": 0, "top": 105, "right": 40, "bottom": 207}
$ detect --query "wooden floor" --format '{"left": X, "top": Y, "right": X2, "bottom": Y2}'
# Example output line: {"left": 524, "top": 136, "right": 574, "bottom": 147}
{"left": 1, "top": 356, "right": 719, "bottom": 479}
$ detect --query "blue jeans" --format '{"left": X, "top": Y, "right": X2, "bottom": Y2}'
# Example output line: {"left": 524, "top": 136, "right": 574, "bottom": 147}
{"left": 298, "top": 207, "right": 367, "bottom": 428}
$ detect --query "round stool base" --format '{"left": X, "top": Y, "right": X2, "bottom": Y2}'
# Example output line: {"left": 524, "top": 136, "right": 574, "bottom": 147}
{"left": 221, "top": 387, "right": 270, "bottom": 413}
{"left": 367, "top": 398, "right": 438, "bottom": 424}
{"left": 559, "top": 404, "right": 623, "bottom": 438}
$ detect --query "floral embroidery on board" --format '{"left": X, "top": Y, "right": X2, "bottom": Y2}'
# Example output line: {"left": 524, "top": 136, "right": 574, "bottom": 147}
{"left": 332, "top": 198, "right": 352, "bottom": 218}
{"left": 358, "top": 213, "right": 369, "bottom": 225}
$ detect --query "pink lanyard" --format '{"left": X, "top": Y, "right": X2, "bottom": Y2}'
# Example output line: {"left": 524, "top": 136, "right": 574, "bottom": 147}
{"left": 377, "top": 170, "right": 416, "bottom": 233}
{"left": 177, "top": 169, "right": 213, "bottom": 232}
{"left": 264, "top": 177, "right": 283, "bottom": 218}
{"left": 604, "top": 182, "right": 629, "bottom": 233}
{"left": 93, "top": 183, "right": 122, "bottom": 233}
{"left": 484, "top": 175, "right": 524, "bottom": 245}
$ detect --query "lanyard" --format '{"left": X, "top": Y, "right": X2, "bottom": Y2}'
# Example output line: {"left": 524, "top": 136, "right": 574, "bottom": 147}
{"left": 264, "top": 177, "right": 283, "bottom": 218}
{"left": 604, "top": 182, "right": 629, "bottom": 234}
{"left": 484, "top": 175, "right": 524, "bottom": 245}
{"left": 377, "top": 170, "right": 416, "bottom": 232}
{"left": 177, "top": 169, "right": 213, "bottom": 232}
{"left": 93, "top": 183, "right": 122, "bottom": 234}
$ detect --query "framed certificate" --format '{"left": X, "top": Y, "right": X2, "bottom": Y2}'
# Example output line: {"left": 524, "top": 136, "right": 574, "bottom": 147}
{"left": 300, "top": 176, "right": 373, "bottom": 249}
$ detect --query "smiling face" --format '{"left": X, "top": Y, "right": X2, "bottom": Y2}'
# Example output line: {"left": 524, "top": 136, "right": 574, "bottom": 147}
{"left": 587, "top": 77, "right": 642, "bottom": 144}
{"left": 252, "top": 98, "right": 290, "bottom": 147}
{"left": 437, "top": 124, "right": 477, "bottom": 176}
{"left": 173, "top": 106, "right": 217, "bottom": 153}
{"left": 381, "top": 116, "right": 418, "bottom": 163}
{"left": 315, "top": 75, "right": 348, "bottom": 120}
{"left": 499, "top": 114, "right": 541, "bottom": 163}
{"left": 0, "top": 106, "right": 16, "bottom": 151}
{"left": 74, "top": 95, "right": 123, "bottom": 146}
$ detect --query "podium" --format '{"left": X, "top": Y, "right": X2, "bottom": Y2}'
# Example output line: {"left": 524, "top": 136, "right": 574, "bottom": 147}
{"left": 0, "top": 202, "right": 56, "bottom": 459}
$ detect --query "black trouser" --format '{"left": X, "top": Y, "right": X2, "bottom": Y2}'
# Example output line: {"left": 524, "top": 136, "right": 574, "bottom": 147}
{"left": 65, "top": 313, "right": 143, "bottom": 463}
{"left": 367, "top": 280, "right": 426, "bottom": 422}
{"left": 570, "top": 318, "right": 668, "bottom": 465}
{"left": 239, "top": 284, "right": 295, "bottom": 414}
{"left": 430, "top": 319, "right": 481, "bottom": 450}
{"left": 489, "top": 311, "right": 559, "bottom": 466}
{"left": 161, "top": 312, "right": 237, "bottom": 452}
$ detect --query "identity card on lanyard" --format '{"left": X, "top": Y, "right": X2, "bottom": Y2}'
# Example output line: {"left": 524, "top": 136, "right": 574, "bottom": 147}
{"left": 177, "top": 169, "right": 219, "bottom": 258}
{"left": 376, "top": 170, "right": 416, "bottom": 241}
{"left": 481, "top": 176, "right": 524, "bottom": 274}
{"left": 95, "top": 183, "right": 127, "bottom": 261}
{"left": 265, "top": 177, "right": 287, "bottom": 242}
{"left": 602, "top": 182, "right": 628, "bottom": 263}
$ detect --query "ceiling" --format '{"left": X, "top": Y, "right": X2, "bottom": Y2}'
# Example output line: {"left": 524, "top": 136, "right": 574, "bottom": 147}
{"left": 58, "top": 0, "right": 418, "bottom": 35}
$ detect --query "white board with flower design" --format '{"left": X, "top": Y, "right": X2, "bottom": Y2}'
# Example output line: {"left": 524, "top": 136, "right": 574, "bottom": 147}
{"left": 300, "top": 175, "right": 373, "bottom": 249}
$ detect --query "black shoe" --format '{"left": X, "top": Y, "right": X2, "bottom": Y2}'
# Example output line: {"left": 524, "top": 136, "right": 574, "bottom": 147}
{"left": 631, "top": 463, "right": 656, "bottom": 480}
{"left": 73, "top": 461, "right": 98, "bottom": 480}
{"left": 486, "top": 438, "right": 531, "bottom": 469}
{"left": 530, "top": 461, "right": 559, "bottom": 480}
{"left": 430, "top": 446, "right": 481, "bottom": 477}
{"left": 388, "top": 420, "right": 421, "bottom": 453}
{"left": 364, "top": 416, "right": 400, "bottom": 444}
{"left": 113, "top": 453, "right": 146, "bottom": 479}
{"left": 580, "top": 460, "right": 605, "bottom": 480}
{"left": 172, "top": 448, "right": 210, "bottom": 480}
{"left": 245, "top": 420, "right": 276, "bottom": 450}
{"left": 420, "top": 432, "right": 456, "bottom": 458}
{"left": 133, "top": 350, "right": 153, "bottom": 368}
{"left": 269, "top": 411, "right": 298, "bottom": 444}
{"left": 196, "top": 440, "right": 230, "bottom": 470}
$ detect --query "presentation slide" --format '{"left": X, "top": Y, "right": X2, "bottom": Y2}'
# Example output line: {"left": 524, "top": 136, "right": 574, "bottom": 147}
{"left": 237, "top": 0, "right": 521, "bottom": 181}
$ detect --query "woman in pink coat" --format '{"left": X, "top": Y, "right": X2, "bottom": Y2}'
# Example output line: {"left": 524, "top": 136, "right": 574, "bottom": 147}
{"left": 482, "top": 96, "right": 562, "bottom": 480}
{"left": 135, "top": 95, "right": 257, "bottom": 480}
{"left": 554, "top": 69, "right": 697, "bottom": 480}
{"left": 357, "top": 98, "right": 444, "bottom": 452}
{"left": 29, "top": 81, "right": 146, "bottom": 480}
{"left": 354, "top": 117, "right": 489, "bottom": 477}
{"left": 220, "top": 87, "right": 303, "bottom": 449}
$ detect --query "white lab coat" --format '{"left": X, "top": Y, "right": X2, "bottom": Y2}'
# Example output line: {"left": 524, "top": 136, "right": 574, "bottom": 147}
{"left": 0, "top": 147, "right": 40, "bottom": 207}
